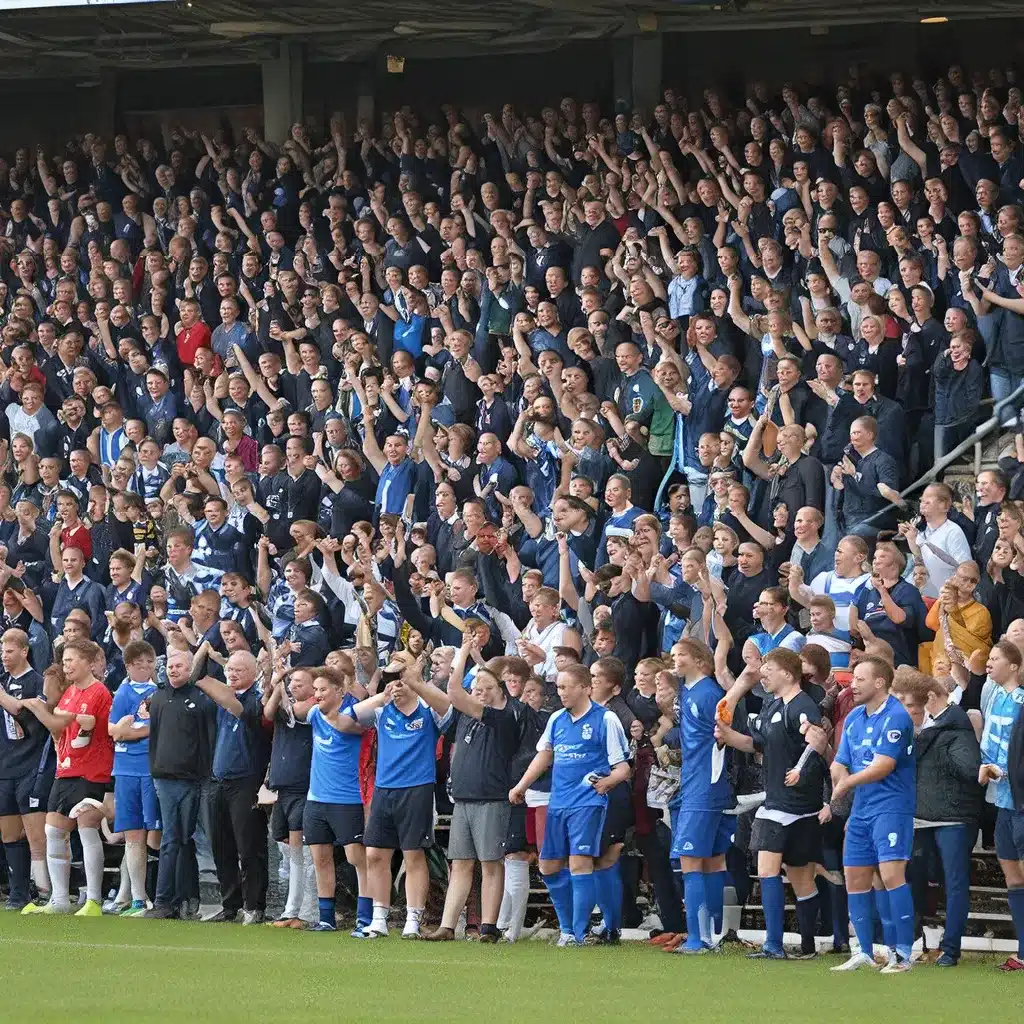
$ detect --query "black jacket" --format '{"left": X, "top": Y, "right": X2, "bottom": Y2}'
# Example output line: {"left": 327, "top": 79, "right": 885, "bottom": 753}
{"left": 913, "top": 703, "right": 983, "bottom": 825}
{"left": 148, "top": 681, "right": 216, "bottom": 782}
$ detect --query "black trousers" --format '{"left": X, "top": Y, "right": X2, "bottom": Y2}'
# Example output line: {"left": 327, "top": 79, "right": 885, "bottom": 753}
{"left": 208, "top": 775, "right": 268, "bottom": 913}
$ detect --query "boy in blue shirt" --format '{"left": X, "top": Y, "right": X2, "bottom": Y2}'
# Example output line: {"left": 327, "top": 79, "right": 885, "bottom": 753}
{"left": 670, "top": 639, "right": 734, "bottom": 953}
{"left": 510, "top": 663, "right": 630, "bottom": 946}
{"left": 828, "top": 655, "right": 917, "bottom": 973}
{"left": 107, "top": 640, "right": 160, "bottom": 915}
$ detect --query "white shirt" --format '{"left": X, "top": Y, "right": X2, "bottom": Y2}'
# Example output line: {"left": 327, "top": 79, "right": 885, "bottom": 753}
{"left": 523, "top": 619, "right": 569, "bottom": 681}
{"left": 918, "top": 518, "right": 972, "bottom": 598}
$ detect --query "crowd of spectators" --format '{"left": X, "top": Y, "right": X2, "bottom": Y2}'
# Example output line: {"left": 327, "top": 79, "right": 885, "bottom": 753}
{"left": 0, "top": 59, "right": 1022, "bottom": 968}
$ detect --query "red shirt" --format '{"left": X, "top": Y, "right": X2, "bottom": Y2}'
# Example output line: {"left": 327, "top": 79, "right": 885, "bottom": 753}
{"left": 61, "top": 522, "right": 92, "bottom": 562}
{"left": 227, "top": 434, "right": 259, "bottom": 472}
{"left": 176, "top": 321, "right": 212, "bottom": 367}
{"left": 56, "top": 681, "right": 114, "bottom": 782}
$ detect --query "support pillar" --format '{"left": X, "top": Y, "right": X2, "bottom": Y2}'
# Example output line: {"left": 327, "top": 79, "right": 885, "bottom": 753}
{"left": 356, "top": 64, "right": 375, "bottom": 132}
{"left": 262, "top": 40, "right": 304, "bottom": 144}
{"left": 96, "top": 70, "right": 117, "bottom": 141}
{"left": 631, "top": 34, "right": 663, "bottom": 117}
{"left": 612, "top": 37, "right": 633, "bottom": 113}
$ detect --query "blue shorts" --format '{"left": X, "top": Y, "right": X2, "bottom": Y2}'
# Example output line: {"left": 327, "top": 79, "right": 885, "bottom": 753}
{"left": 843, "top": 813, "right": 913, "bottom": 867}
{"left": 671, "top": 809, "right": 734, "bottom": 860}
{"left": 541, "top": 804, "right": 606, "bottom": 860}
{"left": 114, "top": 775, "right": 161, "bottom": 832}
{"left": 995, "top": 807, "right": 1024, "bottom": 862}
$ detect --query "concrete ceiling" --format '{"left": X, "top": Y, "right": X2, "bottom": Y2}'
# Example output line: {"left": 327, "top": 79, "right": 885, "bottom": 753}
{"left": 0, "top": 0, "right": 1017, "bottom": 76}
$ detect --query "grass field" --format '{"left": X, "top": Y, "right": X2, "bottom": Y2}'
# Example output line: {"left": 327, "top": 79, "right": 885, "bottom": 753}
{"left": 0, "top": 915, "right": 1020, "bottom": 1023}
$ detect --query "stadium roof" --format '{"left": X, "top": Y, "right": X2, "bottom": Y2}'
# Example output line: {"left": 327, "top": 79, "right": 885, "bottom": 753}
{"left": 0, "top": 0, "right": 1016, "bottom": 77}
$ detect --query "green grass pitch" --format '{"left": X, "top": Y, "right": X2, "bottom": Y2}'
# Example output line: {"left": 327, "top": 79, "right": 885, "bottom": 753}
{"left": 0, "top": 914, "right": 1019, "bottom": 1022}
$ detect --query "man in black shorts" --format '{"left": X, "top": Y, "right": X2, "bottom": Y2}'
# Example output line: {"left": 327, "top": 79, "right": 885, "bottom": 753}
{"left": 264, "top": 667, "right": 315, "bottom": 927}
{"left": 0, "top": 628, "right": 52, "bottom": 909}
{"left": 715, "top": 647, "right": 827, "bottom": 959}
{"left": 356, "top": 651, "right": 452, "bottom": 939}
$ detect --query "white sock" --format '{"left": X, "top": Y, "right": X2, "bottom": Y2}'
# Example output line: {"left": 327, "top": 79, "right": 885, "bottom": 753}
{"left": 31, "top": 857, "right": 50, "bottom": 897}
{"left": 44, "top": 824, "right": 71, "bottom": 909}
{"left": 497, "top": 880, "right": 511, "bottom": 930}
{"left": 282, "top": 844, "right": 304, "bottom": 918}
{"left": 299, "top": 847, "right": 317, "bottom": 922}
{"left": 371, "top": 902, "right": 389, "bottom": 930}
{"left": 405, "top": 906, "right": 423, "bottom": 926}
{"left": 502, "top": 859, "right": 531, "bottom": 941}
{"left": 115, "top": 854, "right": 131, "bottom": 904}
{"left": 277, "top": 841, "right": 290, "bottom": 878}
{"left": 78, "top": 827, "right": 105, "bottom": 903}
{"left": 126, "top": 839, "right": 148, "bottom": 903}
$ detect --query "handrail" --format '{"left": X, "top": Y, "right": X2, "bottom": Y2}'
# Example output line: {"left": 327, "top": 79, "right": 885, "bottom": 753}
{"left": 856, "top": 379, "right": 1024, "bottom": 530}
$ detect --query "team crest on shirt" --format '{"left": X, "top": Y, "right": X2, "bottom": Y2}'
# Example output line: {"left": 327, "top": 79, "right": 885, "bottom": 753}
{"left": 632, "top": 398, "right": 643, "bottom": 413}
{"left": 581, "top": 724, "right": 593, "bottom": 740}
{"left": 886, "top": 729, "right": 901, "bottom": 743}
{"left": 689, "top": 700, "right": 700, "bottom": 718}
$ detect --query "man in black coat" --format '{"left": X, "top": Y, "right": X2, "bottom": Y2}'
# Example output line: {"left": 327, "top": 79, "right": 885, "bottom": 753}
{"left": 893, "top": 668, "right": 982, "bottom": 968}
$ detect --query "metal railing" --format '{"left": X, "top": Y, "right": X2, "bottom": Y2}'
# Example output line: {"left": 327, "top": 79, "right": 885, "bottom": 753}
{"left": 859, "top": 379, "right": 1024, "bottom": 530}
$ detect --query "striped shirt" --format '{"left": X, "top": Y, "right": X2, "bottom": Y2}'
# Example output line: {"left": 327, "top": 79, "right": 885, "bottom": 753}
{"left": 98, "top": 426, "right": 129, "bottom": 467}
{"left": 805, "top": 629, "right": 853, "bottom": 669}
{"left": 809, "top": 570, "right": 870, "bottom": 636}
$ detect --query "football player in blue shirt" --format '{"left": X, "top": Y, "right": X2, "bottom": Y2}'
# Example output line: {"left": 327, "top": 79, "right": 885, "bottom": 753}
{"left": 292, "top": 667, "right": 379, "bottom": 934}
{"left": 106, "top": 640, "right": 160, "bottom": 915}
{"left": 351, "top": 651, "right": 452, "bottom": 939}
{"left": 826, "top": 655, "right": 917, "bottom": 973}
{"left": 670, "top": 639, "right": 734, "bottom": 953}
{"left": 510, "top": 664, "right": 630, "bottom": 946}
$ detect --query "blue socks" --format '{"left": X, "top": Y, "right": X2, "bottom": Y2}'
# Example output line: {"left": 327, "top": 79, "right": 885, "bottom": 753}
{"left": 318, "top": 896, "right": 336, "bottom": 928}
{"left": 760, "top": 875, "right": 784, "bottom": 953}
{"left": 874, "top": 887, "right": 896, "bottom": 951}
{"left": 356, "top": 895, "right": 372, "bottom": 930}
{"left": 705, "top": 870, "right": 726, "bottom": 940}
{"left": 1008, "top": 887, "right": 1024, "bottom": 958}
{"left": 593, "top": 864, "right": 622, "bottom": 933}
{"left": 682, "top": 872, "right": 707, "bottom": 950}
{"left": 848, "top": 890, "right": 874, "bottom": 957}
{"left": 542, "top": 869, "right": 573, "bottom": 935}
{"left": 829, "top": 881, "right": 849, "bottom": 949}
{"left": 4, "top": 839, "right": 30, "bottom": 905}
{"left": 570, "top": 871, "right": 596, "bottom": 943}
{"left": 887, "top": 883, "right": 915, "bottom": 960}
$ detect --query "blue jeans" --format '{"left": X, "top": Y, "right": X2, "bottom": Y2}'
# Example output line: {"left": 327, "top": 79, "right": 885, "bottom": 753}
{"left": 990, "top": 368, "right": 1024, "bottom": 426}
{"left": 153, "top": 778, "right": 202, "bottom": 910}
{"left": 910, "top": 823, "right": 975, "bottom": 958}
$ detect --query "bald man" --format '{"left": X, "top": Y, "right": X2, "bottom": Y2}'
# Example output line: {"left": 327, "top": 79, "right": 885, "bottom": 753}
{"left": 198, "top": 651, "right": 271, "bottom": 924}
{"left": 145, "top": 649, "right": 230, "bottom": 919}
